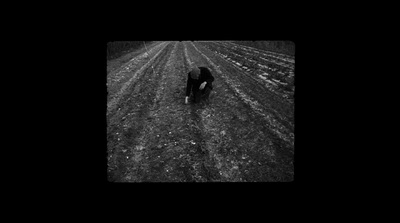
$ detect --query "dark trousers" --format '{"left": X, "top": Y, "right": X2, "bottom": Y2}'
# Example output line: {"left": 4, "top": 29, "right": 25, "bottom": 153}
{"left": 192, "top": 86, "right": 212, "bottom": 103}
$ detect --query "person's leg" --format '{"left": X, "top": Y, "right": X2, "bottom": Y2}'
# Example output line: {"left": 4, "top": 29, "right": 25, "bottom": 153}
{"left": 193, "top": 90, "right": 202, "bottom": 103}
{"left": 201, "top": 86, "right": 212, "bottom": 104}
{"left": 202, "top": 87, "right": 211, "bottom": 99}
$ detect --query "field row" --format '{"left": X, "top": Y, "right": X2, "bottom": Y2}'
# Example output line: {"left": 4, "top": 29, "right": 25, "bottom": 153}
{"left": 193, "top": 42, "right": 294, "bottom": 132}
{"left": 107, "top": 41, "right": 294, "bottom": 182}
{"left": 198, "top": 41, "right": 295, "bottom": 103}
{"left": 107, "top": 42, "right": 171, "bottom": 114}
{"left": 185, "top": 41, "right": 294, "bottom": 180}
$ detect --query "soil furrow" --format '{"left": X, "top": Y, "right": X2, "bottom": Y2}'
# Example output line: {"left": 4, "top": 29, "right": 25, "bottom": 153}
{"left": 107, "top": 42, "right": 175, "bottom": 182}
{"left": 186, "top": 41, "right": 294, "bottom": 181}
{"left": 204, "top": 41, "right": 295, "bottom": 97}
{"left": 107, "top": 42, "right": 172, "bottom": 125}
{"left": 107, "top": 41, "right": 165, "bottom": 75}
{"left": 219, "top": 41, "right": 295, "bottom": 69}
{"left": 121, "top": 42, "right": 218, "bottom": 181}
{"left": 201, "top": 42, "right": 294, "bottom": 101}
{"left": 107, "top": 41, "right": 166, "bottom": 79}
{"left": 192, "top": 42, "right": 294, "bottom": 138}
{"left": 107, "top": 42, "right": 170, "bottom": 113}
{"left": 107, "top": 41, "right": 295, "bottom": 182}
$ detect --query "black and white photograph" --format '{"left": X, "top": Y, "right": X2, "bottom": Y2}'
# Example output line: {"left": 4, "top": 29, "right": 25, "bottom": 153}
{"left": 106, "top": 40, "right": 295, "bottom": 182}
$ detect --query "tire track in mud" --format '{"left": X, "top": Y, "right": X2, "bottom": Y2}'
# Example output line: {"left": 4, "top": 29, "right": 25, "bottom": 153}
{"left": 185, "top": 41, "right": 293, "bottom": 181}
{"left": 107, "top": 42, "right": 175, "bottom": 182}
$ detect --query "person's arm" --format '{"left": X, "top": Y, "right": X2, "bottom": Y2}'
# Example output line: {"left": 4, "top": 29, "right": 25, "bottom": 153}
{"left": 206, "top": 74, "right": 214, "bottom": 83}
{"left": 199, "top": 68, "right": 214, "bottom": 89}
{"left": 185, "top": 73, "right": 192, "bottom": 104}
{"left": 205, "top": 67, "right": 214, "bottom": 83}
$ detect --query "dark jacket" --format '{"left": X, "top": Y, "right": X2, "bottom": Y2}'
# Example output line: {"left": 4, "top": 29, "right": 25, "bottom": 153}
{"left": 186, "top": 67, "right": 214, "bottom": 96}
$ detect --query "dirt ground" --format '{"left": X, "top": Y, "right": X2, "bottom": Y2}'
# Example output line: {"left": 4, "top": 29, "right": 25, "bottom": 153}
{"left": 107, "top": 41, "right": 295, "bottom": 182}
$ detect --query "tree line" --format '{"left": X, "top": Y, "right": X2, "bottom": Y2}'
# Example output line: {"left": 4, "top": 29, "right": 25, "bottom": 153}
{"left": 107, "top": 41, "right": 153, "bottom": 61}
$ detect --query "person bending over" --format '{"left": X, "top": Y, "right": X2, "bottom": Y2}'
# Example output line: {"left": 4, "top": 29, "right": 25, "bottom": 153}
{"left": 185, "top": 65, "right": 214, "bottom": 105}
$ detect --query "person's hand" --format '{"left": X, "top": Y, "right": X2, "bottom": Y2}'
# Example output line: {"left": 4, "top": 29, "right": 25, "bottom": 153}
{"left": 199, "top": 81, "right": 207, "bottom": 90}
{"left": 185, "top": 96, "right": 189, "bottom": 104}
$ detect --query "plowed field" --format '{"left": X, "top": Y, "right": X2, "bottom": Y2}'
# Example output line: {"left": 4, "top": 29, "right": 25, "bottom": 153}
{"left": 107, "top": 41, "right": 295, "bottom": 182}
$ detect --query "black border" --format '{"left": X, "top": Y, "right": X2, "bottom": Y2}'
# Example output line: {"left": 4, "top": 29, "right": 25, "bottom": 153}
{"left": 51, "top": 27, "right": 327, "bottom": 196}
